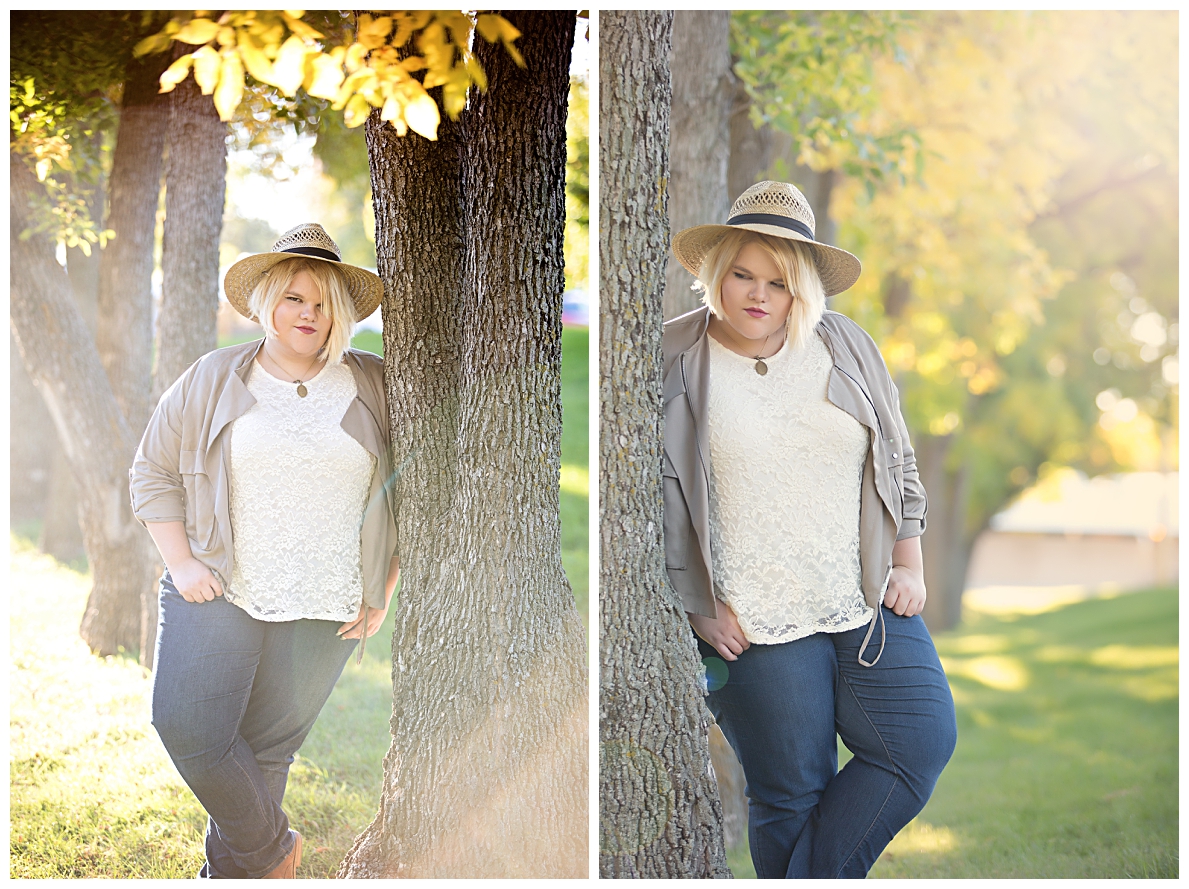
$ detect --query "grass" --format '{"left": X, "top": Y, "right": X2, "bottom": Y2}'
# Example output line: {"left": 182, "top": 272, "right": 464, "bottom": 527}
{"left": 724, "top": 587, "right": 1179, "bottom": 878}
{"left": 223, "top": 325, "right": 589, "bottom": 627}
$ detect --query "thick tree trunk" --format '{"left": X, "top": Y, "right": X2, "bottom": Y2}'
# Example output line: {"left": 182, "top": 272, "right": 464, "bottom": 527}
{"left": 599, "top": 11, "right": 731, "bottom": 879}
{"left": 38, "top": 440, "right": 86, "bottom": 562}
{"left": 917, "top": 434, "right": 975, "bottom": 633}
{"left": 99, "top": 51, "right": 169, "bottom": 434}
{"left": 339, "top": 12, "right": 586, "bottom": 878}
{"left": 11, "top": 157, "right": 163, "bottom": 660}
{"left": 154, "top": 44, "right": 226, "bottom": 403}
{"left": 10, "top": 334, "right": 54, "bottom": 525}
{"left": 664, "top": 11, "right": 733, "bottom": 321}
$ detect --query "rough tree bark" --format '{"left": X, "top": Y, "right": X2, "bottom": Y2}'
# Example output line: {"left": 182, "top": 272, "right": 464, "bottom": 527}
{"left": 599, "top": 10, "right": 731, "bottom": 879}
{"left": 153, "top": 42, "right": 226, "bottom": 404}
{"left": 338, "top": 11, "right": 586, "bottom": 878}
{"left": 663, "top": 11, "right": 733, "bottom": 321}
{"left": 99, "top": 51, "right": 170, "bottom": 435}
{"left": 11, "top": 157, "right": 162, "bottom": 661}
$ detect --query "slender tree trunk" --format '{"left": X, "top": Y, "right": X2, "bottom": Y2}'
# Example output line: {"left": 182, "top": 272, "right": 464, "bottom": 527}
{"left": 38, "top": 440, "right": 85, "bottom": 562}
{"left": 339, "top": 12, "right": 586, "bottom": 878}
{"left": 99, "top": 51, "right": 169, "bottom": 435}
{"left": 917, "top": 434, "right": 975, "bottom": 633}
{"left": 664, "top": 11, "right": 733, "bottom": 321}
{"left": 599, "top": 10, "right": 731, "bottom": 878}
{"left": 10, "top": 334, "right": 54, "bottom": 526}
{"left": 154, "top": 43, "right": 226, "bottom": 403}
{"left": 11, "top": 157, "right": 162, "bottom": 660}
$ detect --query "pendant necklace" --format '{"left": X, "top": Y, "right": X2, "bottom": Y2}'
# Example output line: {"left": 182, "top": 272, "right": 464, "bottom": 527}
{"left": 752, "top": 329, "right": 787, "bottom": 376}
{"left": 264, "top": 344, "right": 319, "bottom": 397}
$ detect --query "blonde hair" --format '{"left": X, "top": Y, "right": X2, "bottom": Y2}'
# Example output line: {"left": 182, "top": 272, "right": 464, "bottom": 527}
{"left": 694, "top": 231, "right": 827, "bottom": 351}
{"left": 247, "top": 257, "right": 357, "bottom": 363}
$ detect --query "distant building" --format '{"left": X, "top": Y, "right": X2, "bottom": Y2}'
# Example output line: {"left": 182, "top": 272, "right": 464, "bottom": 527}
{"left": 965, "top": 471, "right": 1178, "bottom": 590}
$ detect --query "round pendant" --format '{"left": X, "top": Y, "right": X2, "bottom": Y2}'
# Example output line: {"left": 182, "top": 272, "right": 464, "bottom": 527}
{"left": 754, "top": 359, "right": 768, "bottom": 376}
{"left": 296, "top": 383, "right": 308, "bottom": 397}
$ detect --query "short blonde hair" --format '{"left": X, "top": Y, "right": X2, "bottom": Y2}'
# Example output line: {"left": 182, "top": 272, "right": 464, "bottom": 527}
{"left": 247, "top": 257, "right": 357, "bottom": 363}
{"left": 694, "top": 231, "right": 827, "bottom": 351}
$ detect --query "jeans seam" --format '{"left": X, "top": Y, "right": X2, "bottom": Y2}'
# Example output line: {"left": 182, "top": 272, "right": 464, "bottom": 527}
{"left": 834, "top": 670, "right": 902, "bottom": 876}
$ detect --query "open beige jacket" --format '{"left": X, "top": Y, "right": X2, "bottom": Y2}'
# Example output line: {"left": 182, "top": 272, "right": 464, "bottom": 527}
{"left": 662, "top": 306, "right": 926, "bottom": 624}
{"left": 129, "top": 339, "right": 398, "bottom": 612}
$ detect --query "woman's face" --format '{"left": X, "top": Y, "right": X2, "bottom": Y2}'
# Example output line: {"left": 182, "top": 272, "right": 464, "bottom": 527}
{"left": 715, "top": 241, "right": 793, "bottom": 350}
{"left": 269, "top": 270, "right": 330, "bottom": 359}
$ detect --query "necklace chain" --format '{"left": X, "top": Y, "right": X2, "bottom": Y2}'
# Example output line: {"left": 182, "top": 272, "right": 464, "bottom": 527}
{"left": 262, "top": 342, "right": 322, "bottom": 397}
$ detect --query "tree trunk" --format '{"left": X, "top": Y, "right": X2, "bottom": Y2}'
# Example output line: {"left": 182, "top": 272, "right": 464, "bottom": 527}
{"left": 599, "top": 10, "right": 731, "bottom": 878}
{"left": 664, "top": 11, "right": 733, "bottom": 321}
{"left": 709, "top": 724, "right": 749, "bottom": 851}
{"left": 10, "top": 156, "right": 163, "bottom": 661}
{"left": 38, "top": 439, "right": 86, "bottom": 562}
{"left": 917, "top": 433, "right": 975, "bottom": 633}
{"left": 338, "top": 12, "right": 586, "bottom": 878}
{"left": 99, "top": 51, "right": 169, "bottom": 435}
{"left": 727, "top": 79, "right": 777, "bottom": 204}
{"left": 10, "top": 334, "right": 54, "bottom": 526}
{"left": 154, "top": 42, "right": 226, "bottom": 403}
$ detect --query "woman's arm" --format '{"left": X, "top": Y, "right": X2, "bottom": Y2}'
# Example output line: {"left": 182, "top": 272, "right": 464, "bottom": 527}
{"left": 883, "top": 535, "right": 926, "bottom": 617}
{"left": 145, "top": 520, "right": 224, "bottom": 603}
{"left": 338, "top": 556, "right": 400, "bottom": 640}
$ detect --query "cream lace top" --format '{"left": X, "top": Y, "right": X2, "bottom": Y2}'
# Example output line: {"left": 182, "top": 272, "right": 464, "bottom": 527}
{"left": 706, "top": 332, "right": 874, "bottom": 645}
{"left": 226, "top": 360, "right": 376, "bottom": 622}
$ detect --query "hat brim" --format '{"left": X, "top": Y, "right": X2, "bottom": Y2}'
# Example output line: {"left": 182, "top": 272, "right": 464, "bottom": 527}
{"left": 223, "top": 252, "right": 384, "bottom": 321}
{"left": 671, "top": 223, "right": 861, "bottom": 297}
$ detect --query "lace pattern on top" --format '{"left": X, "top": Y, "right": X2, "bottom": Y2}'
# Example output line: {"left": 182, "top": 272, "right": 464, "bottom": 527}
{"left": 707, "top": 333, "right": 873, "bottom": 645}
{"left": 227, "top": 360, "right": 375, "bottom": 622}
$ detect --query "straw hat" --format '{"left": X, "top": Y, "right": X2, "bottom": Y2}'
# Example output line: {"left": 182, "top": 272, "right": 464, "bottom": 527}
{"left": 223, "top": 223, "right": 383, "bottom": 321}
{"left": 671, "top": 180, "right": 862, "bottom": 296}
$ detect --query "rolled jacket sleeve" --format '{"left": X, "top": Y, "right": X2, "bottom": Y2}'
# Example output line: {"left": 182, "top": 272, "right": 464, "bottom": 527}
{"left": 891, "top": 382, "right": 927, "bottom": 539}
{"left": 129, "top": 381, "right": 187, "bottom": 525}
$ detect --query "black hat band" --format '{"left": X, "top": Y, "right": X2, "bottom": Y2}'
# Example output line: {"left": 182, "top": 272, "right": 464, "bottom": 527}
{"left": 727, "top": 213, "right": 815, "bottom": 241}
{"left": 280, "top": 245, "right": 341, "bottom": 262}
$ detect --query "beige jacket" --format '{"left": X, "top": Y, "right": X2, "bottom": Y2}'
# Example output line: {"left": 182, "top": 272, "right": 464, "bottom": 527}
{"left": 129, "top": 339, "right": 398, "bottom": 611}
{"left": 662, "top": 306, "right": 926, "bottom": 623}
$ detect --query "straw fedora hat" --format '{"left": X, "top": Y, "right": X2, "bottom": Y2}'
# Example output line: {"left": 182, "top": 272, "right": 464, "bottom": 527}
{"left": 223, "top": 223, "right": 383, "bottom": 321}
{"left": 671, "top": 180, "right": 862, "bottom": 296}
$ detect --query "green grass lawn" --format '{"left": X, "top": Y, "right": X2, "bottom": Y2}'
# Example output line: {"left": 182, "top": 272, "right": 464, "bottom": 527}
{"left": 725, "top": 588, "right": 1179, "bottom": 878}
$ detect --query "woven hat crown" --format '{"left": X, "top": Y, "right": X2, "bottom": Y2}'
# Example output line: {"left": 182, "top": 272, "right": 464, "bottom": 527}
{"left": 271, "top": 223, "right": 342, "bottom": 260}
{"left": 730, "top": 180, "right": 817, "bottom": 236}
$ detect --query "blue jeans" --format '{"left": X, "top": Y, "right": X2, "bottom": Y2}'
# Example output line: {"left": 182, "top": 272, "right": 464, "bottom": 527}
{"left": 151, "top": 574, "right": 358, "bottom": 878}
{"left": 698, "top": 607, "right": 957, "bottom": 878}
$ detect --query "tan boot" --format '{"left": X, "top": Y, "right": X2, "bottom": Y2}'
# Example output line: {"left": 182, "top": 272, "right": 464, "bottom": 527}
{"left": 263, "top": 831, "right": 302, "bottom": 879}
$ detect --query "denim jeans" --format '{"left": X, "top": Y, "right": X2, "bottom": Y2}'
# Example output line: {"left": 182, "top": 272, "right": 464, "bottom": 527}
{"left": 151, "top": 574, "right": 358, "bottom": 878}
{"left": 698, "top": 607, "right": 957, "bottom": 878}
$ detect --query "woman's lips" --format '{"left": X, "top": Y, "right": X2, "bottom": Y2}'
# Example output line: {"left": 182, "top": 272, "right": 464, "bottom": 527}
{"left": 744, "top": 308, "right": 768, "bottom": 318}
{"left": 297, "top": 326, "right": 317, "bottom": 334}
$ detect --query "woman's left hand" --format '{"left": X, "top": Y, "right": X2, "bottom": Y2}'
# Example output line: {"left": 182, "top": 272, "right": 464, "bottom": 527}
{"left": 338, "top": 599, "right": 389, "bottom": 640}
{"left": 884, "top": 537, "right": 927, "bottom": 617}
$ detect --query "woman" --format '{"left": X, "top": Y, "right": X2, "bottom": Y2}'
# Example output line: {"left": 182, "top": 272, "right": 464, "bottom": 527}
{"left": 130, "top": 223, "right": 400, "bottom": 879}
{"left": 663, "top": 181, "right": 957, "bottom": 878}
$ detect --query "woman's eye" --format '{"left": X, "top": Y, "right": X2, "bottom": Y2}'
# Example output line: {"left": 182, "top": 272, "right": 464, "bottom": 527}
{"left": 733, "top": 271, "right": 749, "bottom": 280}
{"left": 773, "top": 281, "right": 786, "bottom": 290}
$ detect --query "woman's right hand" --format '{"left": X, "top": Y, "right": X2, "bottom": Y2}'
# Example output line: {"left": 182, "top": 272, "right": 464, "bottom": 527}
{"left": 688, "top": 601, "right": 750, "bottom": 661}
{"left": 170, "top": 557, "right": 224, "bottom": 603}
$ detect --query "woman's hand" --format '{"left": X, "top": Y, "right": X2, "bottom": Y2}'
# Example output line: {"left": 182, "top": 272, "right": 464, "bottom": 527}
{"left": 884, "top": 536, "right": 927, "bottom": 617}
{"left": 689, "top": 600, "right": 750, "bottom": 661}
{"left": 337, "top": 600, "right": 389, "bottom": 640}
{"left": 171, "top": 556, "right": 225, "bottom": 603}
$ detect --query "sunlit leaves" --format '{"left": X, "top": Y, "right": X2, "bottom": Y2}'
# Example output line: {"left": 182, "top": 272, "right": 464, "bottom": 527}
{"left": 133, "top": 10, "right": 524, "bottom": 140}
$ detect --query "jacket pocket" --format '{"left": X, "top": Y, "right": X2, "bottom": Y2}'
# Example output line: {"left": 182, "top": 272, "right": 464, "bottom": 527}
{"left": 178, "top": 449, "right": 217, "bottom": 551}
{"left": 662, "top": 454, "right": 690, "bottom": 571}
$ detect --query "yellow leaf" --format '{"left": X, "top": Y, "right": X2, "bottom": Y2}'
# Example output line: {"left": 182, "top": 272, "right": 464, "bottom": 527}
{"left": 306, "top": 53, "right": 344, "bottom": 100}
{"left": 133, "top": 32, "right": 173, "bottom": 58}
{"left": 35, "top": 158, "right": 52, "bottom": 181}
{"left": 272, "top": 35, "right": 308, "bottom": 97}
{"left": 343, "top": 93, "right": 372, "bottom": 128}
{"left": 283, "top": 12, "right": 323, "bottom": 41}
{"left": 380, "top": 95, "right": 400, "bottom": 122}
{"left": 213, "top": 53, "right": 244, "bottom": 121}
{"left": 158, "top": 54, "right": 194, "bottom": 93}
{"left": 216, "top": 26, "right": 236, "bottom": 48}
{"left": 175, "top": 18, "right": 221, "bottom": 46}
{"left": 358, "top": 15, "right": 393, "bottom": 51}
{"left": 345, "top": 42, "right": 369, "bottom": 73}
{"left": 192, "top": 45, "right": 222, "bottom": 95}
{"left": 404, "top": 90, "right": 440, "bottom": 140}
{"left": 239, "top": 39, "right": 275, "bottom": 85}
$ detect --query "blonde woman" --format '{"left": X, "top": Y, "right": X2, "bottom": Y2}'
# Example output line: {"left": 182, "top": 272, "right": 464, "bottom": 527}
{"left": 663, "top": 182, "right": 956, "bottom": 878}
{"left": 130, "top": 224, "right": 399, "bottom": 879}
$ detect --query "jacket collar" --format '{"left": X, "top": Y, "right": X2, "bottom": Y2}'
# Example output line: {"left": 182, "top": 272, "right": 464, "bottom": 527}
{"left": 205, "top": 340, "right": 263, "bottom": 455}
